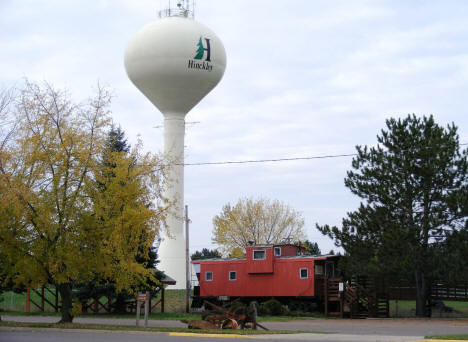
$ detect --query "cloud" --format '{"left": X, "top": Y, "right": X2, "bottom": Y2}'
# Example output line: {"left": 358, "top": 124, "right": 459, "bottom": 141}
{"left": 1, "top": 0, "right": 468, "bottom": 255}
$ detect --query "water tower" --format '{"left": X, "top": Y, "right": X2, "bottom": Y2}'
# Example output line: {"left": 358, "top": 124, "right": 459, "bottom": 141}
{"left": 124, "top": 1, "right": 226, "bottom": 289}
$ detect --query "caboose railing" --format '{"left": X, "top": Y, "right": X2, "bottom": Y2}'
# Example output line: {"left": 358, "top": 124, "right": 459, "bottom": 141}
{"left": 325, "top": 277, "right": 389, "bottom": 318}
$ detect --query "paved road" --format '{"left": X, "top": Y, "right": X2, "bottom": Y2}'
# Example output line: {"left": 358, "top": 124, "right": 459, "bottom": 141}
{"left": 1, "top": 315, "right": 186, "bottom": 328}
{"left": 2, "top": 315, "right": 467, "bottom": 336}
{"left": 264, "top": 318, "right": 468, "bottom": 336}
{"left": 0, "top": 328, "right": 424, "bottom": 342}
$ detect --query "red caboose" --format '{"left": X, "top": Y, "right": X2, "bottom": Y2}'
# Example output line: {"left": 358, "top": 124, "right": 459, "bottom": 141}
{"left": 191, "top": 243, "right": 339, "bottom": 308}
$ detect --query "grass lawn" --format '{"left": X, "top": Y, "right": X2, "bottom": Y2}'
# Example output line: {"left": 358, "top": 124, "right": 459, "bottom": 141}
{"left": 0, "top": 321, "right": 321, "bottom": 335}
{"left": 0, "top": 310, "right": 201, "bottom": 321}
{"left": 0, "top": 290, "right": 56, "bottom": 312}
{"left": 0, "top": 310, "right": 322, "bottom": 323}
{"left": 3, "top": 289, "right": 467, "bottom": 318}
{"left": 426, "top": 335, "right": 468, "bottom": 340}
{"left": 1, "top": 288, "right": 324, "bottom": 321}
{"left": 390, "top": 300, "right": 468, "bottom": 318}
{"left": 0, "top": 289, "right": 189, "bottom": 313}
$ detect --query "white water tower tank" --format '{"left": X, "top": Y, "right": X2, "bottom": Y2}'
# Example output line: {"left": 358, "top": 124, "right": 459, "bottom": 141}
{"left": 124, "top": 5, "right": 226, "bottom": 289}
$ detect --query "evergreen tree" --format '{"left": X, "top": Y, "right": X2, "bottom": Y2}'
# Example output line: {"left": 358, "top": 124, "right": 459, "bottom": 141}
{"left": 299, "top": 240, "right": 321, "bottom": 255}
{"left": 98, "top": 126, "right": 132, "bottom": 182}
{"left": 433, "top": 226, "right": 468, "bottom": 284}
{"left": 317, "top": 115, "right": 468, "bottom": 317}
{"left": 75, "top": 126, "right": 164, "bottom": 313}
{"left": 191, "top": 248, "right": 221, "bottom": 260}
{"left": 194, "top": 37, "right": 204, "bottom": 59}
{"left": 107, "top": 126, "right": 130, "bottom": 153}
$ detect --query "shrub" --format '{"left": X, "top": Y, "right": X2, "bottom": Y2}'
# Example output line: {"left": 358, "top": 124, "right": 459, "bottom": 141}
{"left": 229, "top": 299, "right": 246, "bottom": 313}
{"left": 259, "top": 299, "right": 284, "bottom": 316}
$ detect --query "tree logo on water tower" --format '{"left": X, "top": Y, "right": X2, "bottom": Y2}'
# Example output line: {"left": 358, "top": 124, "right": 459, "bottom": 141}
{"left": 194, "top": 37, "right": 211, "bottom": 61}
{"left": 188, "top": 37, "right": 213, "bottom": 72}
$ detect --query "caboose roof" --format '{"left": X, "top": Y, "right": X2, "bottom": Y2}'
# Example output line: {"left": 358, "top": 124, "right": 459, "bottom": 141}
{"left": 192, "top": 257, "right": 244, "bottom": 262}
{"left": 247, "top": 243, "right": 301, "bottom": 248}
{"left": 277, "top": 254, "right": 336, "bottom": 260}
{"left": 191, "top": 253, "right": 338, "bottom": 263}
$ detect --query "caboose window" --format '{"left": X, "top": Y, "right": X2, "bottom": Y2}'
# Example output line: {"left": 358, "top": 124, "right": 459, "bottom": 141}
{"left": 205, "top": 271, "right": 213, "bottom": 281}
{"left": 229, "top": 271, "right": 237, "bottom": 281}
{"left": 274, "top": 247, "right": 281, "bottom": 256}
{"left": 253, "top": 250, "right": 266, "bottom": 260}
{"left": 299, "top": 268, "right": 308, "bottom": 279}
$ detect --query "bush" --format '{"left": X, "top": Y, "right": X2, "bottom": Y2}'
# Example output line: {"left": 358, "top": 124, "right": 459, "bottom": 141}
{"left": 288, "top": 299, "right": 318, "bottom": 313}
{"left": 259, "top": 299, "right": 284, "bottom": 316}
{"left": 229, "top": 299, "right": 246, "bottom": 313}
{"left": 286, "top": 310, "right": 319, "bottom": 317}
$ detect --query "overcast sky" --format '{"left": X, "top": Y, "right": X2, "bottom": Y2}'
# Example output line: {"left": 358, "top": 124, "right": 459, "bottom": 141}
{"left": 2, "top": 0, "right": 468, "bottom": 255}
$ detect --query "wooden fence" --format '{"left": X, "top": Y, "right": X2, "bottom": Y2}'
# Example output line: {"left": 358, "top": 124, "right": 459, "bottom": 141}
{"left": 387, "top": 281, "right": 468, "bottom": 302}
{"left": 25, "top": 286, "right": 168, "bottom": 313}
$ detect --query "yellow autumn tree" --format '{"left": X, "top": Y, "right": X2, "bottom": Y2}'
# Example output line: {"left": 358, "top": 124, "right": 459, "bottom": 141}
{"left": 0, "top": 81, "right": 168, "bottom": 322}
{"left": 0, "top": 88, "right": 16, "bottom": 312}
{"left": 212, "top": 197, "right": 306, "bottom": 256}
{"left": 89, "top": 139, "right": 168, "bottom": 291}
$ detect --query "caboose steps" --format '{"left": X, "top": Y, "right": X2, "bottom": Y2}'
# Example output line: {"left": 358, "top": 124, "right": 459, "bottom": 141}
{"left": 324, "top": 276, "right": 390, "bottom": 319}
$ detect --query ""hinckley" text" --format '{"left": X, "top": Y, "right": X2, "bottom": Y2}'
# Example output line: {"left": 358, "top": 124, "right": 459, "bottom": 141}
{"left": 188, "top": 60, "right": 213, "bottom": 72}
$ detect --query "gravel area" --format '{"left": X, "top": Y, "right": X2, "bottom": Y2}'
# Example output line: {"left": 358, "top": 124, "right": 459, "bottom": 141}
{"left": 262, "top": 318, "right": 468, "bottom": 336}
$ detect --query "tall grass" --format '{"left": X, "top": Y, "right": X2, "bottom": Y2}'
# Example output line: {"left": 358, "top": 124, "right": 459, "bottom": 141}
{"left": 0, "top": 290, "right": 59, "bottom": 312}
{"left": 0, "top": 289, "right": 190, "bottom": 314}
{"left": 3, "top": 290, "right": 468, "bottom": 318}
{"left": 390, "top": 300, "right": 468, "bottom": 318}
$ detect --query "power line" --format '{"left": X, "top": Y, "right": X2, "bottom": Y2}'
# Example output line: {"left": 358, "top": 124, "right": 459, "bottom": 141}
{"left": 149, "top": 143, "right": 468, "bottom": 168}
{"left": 180, "top": 143, "right": 468, "bottom": 166}
{"left": 181, "top": 153, "right": 357, "bottom": 166}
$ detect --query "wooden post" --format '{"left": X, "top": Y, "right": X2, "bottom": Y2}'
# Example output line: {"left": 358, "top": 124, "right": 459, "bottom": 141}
{"left": 26, "top": 289, "right": 30, "bottom": 312}
{"left": 251, "top": 302, "right": 258, "bottom": 330}
{"left": 41, "top": 287, "right": 45, "bottom": 312}
{"left": 136, "top": 297, "right": 141, "bottom": 327}
{"left": 339, "top": 282, "right": 344, "bottom": 318}
{"left": 324, "top": 277, "right": 328, "bottom": 317}
{"left": 55, "top": 287, "right": 58, "bottom": 312}
{"left": 185, "top": 205, "right": 191, "bottom": 313}
{"left": 144, "top": 291, "right": 149, "bottom": 328}
{"left": 136, "top": 292, "right": 149, "bottom": 328}
{"left": 161, "top": 287, "right": 165, "bottom": 313}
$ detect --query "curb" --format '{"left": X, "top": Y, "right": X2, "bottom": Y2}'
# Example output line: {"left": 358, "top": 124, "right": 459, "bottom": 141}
{"left": 169, "top": 332, "right": 251, "bottom": 339}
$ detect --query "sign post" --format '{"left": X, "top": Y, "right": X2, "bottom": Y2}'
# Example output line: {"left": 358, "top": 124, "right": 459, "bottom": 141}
{"left": 136, "top": 292, "right": 150, "bottom": 328}
{"left": 185, "top": 205, "right": 191, "bottom": 313}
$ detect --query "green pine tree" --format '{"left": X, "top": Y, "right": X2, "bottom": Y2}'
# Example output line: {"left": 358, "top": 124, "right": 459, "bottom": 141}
{"left": 75, "top": 126, "right": 164, "bottom": 313}
{"left": 317, "top": 114, "right": 468, "bottom": 317}
{"left": 191, "top": 248, "right": 222, "bottom": 260}
{"left": 299, "top": 240, "right": 321, "bottom": 255}
{"left": 194, "top": 37, "right": 204, "bottom": 60}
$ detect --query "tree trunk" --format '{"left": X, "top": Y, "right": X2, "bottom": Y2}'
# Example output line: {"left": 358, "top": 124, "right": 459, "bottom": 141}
{"left": 414, "top": 270, "right": 430, "bottom": 317}
{"left": 114, "top": 293, "right": 128, "bottom": 313}
{"left": 57, "top": 283, "right": 74, "bottom": 323}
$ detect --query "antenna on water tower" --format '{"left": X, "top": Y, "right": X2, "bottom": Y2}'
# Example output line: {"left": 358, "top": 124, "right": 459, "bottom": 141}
{"left": 158, "top": 0, "right": 195, "bottom": 19}
{"left": 125, "top": 1, "right": 226, "bottom": 290}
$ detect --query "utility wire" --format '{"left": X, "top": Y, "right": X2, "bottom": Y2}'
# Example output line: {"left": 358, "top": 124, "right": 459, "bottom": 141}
{"left": 179, "top": 143, "right": 468, "bottom": 167}
{"left": 181, "top": 153, "right": 357, "bottom": 166}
